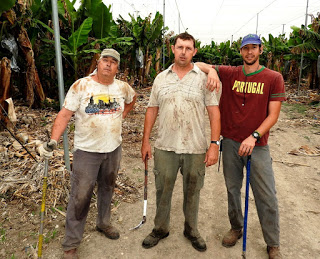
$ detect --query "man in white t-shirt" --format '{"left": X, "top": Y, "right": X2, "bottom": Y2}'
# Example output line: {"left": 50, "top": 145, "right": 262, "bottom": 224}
{"left": 141, "top": 33, "right": 221, "bottom": 252}
{"left": 40, "top": 49, "right": 137, "bottom": 259}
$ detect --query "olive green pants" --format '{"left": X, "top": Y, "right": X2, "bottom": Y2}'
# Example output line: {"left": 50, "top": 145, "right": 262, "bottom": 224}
{"left": 153, "top": 148, "right": 206, "bottom": 237}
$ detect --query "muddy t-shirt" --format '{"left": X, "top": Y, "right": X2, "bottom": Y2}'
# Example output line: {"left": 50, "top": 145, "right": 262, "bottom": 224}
{"left": 216, "top": 65, "right": 286, "bottom": 146}
{"left": 63, "top": 76, "right": 135, "bottom": 153}
{"left": 148, "top": 64, "right": 219, "bottom": 154}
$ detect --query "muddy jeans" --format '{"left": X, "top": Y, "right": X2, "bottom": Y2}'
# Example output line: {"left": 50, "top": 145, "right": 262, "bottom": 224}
{"left": 152, "top": 148, "right": 206, "bottom": 237}
{"left": 222, "top": 138, "right": 280, "bottom": 247}
{"left": 62, "top": 145, "right": 122, "bottom": 251}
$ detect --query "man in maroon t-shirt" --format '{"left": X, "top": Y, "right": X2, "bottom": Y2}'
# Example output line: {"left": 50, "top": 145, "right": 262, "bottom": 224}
{"left": 197, "top": 34, "right": 285, "bottom": 259}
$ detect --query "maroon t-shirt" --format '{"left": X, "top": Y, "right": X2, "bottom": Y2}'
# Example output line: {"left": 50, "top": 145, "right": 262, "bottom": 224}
{"left": 216, "top": 65, "right": 286, "bottom": 146}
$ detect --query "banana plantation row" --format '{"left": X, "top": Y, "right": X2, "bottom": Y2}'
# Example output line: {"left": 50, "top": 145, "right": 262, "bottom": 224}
{"left": 0, "top": 0, "right": 319, "bottom": 108}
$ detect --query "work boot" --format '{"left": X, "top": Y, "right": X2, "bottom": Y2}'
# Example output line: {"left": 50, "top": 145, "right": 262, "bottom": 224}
{"left": 222, "top": 229, "right": 243, "bottom": 247}
{"left": 142, "top": 229, "right": 169, "bottom": 249}
{"left": 96, "top": 225, "right": 120, "bottom": 240}
{"left": 63, "top": 248, "right": 78, "bottom": 259}
{"left": 183, "top": 230, "right": 207, "bottom": 252}
{"left": 267, "top": 246, "right": 282, "bottom": 259}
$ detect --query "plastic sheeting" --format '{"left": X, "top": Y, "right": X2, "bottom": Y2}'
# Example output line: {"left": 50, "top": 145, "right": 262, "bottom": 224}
{"left": 135, "top": 48, "right": 144, "bottom": 69}
{"left": 1, "top": 34, "right": 20, "bottom": 72}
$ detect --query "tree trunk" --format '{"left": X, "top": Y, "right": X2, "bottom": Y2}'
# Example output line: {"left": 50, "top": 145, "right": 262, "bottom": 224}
{"left": 141, "top": 47, "right": 149, "bottom": 86}
{"left": 0, "top": 58, "right": 11, "bottom": 125}
{"left": 307, "top": 62, "right": 317, "bottom": 89}
{"left": 289, "top": 60, "right": 299, "bottom": 84}
{"left": 86, "top": 44, "right": 100, "bottom": 76}
{"left": 86, "top": 53, "right": 100, "bottom": 76}
{"left": 155, "top": 47, "right": 161, "bottom": 74}
{"left": 18, "top": 27, "right": 45, "bottom": 107}
{"left": 144, "top": 54, "right": 152, "bottom": 85}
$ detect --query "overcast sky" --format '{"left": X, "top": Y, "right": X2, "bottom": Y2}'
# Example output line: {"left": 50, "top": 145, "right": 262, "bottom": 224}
{"left": 106, "top": 0, "right": 320, "bottom": 46}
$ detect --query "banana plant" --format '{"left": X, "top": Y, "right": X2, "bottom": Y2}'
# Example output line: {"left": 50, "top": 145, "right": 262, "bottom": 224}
{"left": 35, "top": 0, "right": 132, "bottom": 81}
{"left": 262, "top": 34, "right": 289, "bottom": 72}
{"left": 119, "top": 12, "right": 164, "bottom": 85}
{"left": 289, "top": 14, "right": 320, "bottom": 89}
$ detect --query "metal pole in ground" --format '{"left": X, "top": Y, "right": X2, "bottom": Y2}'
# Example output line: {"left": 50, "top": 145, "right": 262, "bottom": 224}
{"left": 38, "top": 158, "right": 49, "bottom": 258}
{"left": 51, "top": 0, "right": 70, "bottom": 171}
{"left": 242, "top": 155, "right": 251, "bottom": 259}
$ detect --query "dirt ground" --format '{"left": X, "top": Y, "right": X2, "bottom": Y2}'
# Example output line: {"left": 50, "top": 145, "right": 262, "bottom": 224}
{"left": 1, "top": 91, "right": 320, "bottom": 259}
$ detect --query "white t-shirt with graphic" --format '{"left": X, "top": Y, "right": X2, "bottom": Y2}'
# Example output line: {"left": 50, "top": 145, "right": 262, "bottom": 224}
{"left": 63, "top": 76, "right": 135, "bottom": 153}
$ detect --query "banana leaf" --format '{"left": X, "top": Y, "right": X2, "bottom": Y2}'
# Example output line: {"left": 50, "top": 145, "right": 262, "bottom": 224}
{"left": 0, "top": 0, "right": 15, "bottom": 14}
{"left": 89, "top": 0, "right": 113, "bottom": 39}
{"left": 67, "top": 17, "right": 93, "bottom": 54}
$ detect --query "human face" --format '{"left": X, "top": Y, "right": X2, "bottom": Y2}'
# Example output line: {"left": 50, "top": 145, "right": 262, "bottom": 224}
{"left": 171, "top": 38, "right": 197, "bottom": 68}
{"left": 97, "top": 56, "right": 118, "bottom": 78}
{"left": 240, "top": 44, "right": 262, "bottom": 66}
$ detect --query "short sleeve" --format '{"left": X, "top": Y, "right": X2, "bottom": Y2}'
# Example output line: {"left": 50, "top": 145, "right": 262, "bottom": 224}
{"left": 63, "top": 79, "right": 83, "bottom": 112}
{"left": 148, "top": 76, "right": 160, "bottom": 107}
{"left": 270, "top": 74, "right": 286, "bottom": 101}
{"left": 123, "top": 82, "right": 136, "bottom": 104}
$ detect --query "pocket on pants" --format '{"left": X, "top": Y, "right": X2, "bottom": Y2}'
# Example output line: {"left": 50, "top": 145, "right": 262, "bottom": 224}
{"left": 153, "top": 169, "right": 162, "bottom": 191}
{"left": 196, "top": 169, "right": 205, "bottom": 190}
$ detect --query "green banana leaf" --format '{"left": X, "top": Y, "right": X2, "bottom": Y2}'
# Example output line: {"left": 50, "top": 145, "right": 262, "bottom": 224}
{"left": 67, "top": 17, "right": 93, "bottom": 54}
{"left": 90, "top": 0, "right": 113, "bottom": 39}
{"left": 0, "top": 0, "right": 15, "bottom": 14}
{"left": 34, "top": 19, "right": 68, "bottom": 42}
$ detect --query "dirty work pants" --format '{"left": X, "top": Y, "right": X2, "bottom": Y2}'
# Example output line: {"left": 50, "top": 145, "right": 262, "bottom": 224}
{"left": 222, "top": 138, "right": 280, "bottom": 247}
{"left": 153, "top": 148, "right": 206, "bottom": 237}
{"left": 62, "top": 146, "right": 121, "bottom": 251}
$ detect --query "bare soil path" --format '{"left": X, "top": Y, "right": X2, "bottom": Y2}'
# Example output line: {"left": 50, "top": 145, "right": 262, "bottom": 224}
{"left": 1, "top": 94, "right": 320, "bottom": 259}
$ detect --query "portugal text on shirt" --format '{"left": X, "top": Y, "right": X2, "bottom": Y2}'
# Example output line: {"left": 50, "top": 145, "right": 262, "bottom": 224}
{"left": 232, "top": 80, "right": 264, "bottom": 94}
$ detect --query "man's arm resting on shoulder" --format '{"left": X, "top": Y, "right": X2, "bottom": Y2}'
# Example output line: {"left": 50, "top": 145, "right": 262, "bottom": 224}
{"left": 205, "top": 105, "right": 221, "bottom": 167}
{"left": 238, "top": 101, "right": 282, "bottom": 156}
{"left": 196, "top": 62, "right": 220, "bottom": 93}
{"left": 123, "top": 93, "right": 137, "bottom": 119}
{"left": 51, "top": 107, "right": 74, "bottom": 142}
{"left": 141, "top": 106, "right": 159, "bottom": 161}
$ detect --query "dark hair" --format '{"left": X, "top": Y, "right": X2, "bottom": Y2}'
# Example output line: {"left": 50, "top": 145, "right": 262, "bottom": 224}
{"left": 173, "top": 32, "right": 196, "bottom": 48}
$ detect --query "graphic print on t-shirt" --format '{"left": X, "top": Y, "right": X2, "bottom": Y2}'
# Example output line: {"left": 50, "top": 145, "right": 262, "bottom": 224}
{"left": 85, "top": 94, "right": 121, "bottom": 115}
{"left": 232, "top": 80, "right": 264, "bottom": 94}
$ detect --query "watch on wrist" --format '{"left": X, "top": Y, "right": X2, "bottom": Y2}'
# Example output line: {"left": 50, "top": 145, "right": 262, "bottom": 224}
{"left": 211, "top": 140, "right": 220, "bottom": 145}
{"left": 251, "top": 131, "right": 261, "bottom": 140}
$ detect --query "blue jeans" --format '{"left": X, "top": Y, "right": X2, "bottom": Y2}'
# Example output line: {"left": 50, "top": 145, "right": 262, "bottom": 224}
{"left": 62, "top": 145, "right": 122, "bottom": 251}
{"left": 222, "top": 138, "right": 280, "bottom": 246}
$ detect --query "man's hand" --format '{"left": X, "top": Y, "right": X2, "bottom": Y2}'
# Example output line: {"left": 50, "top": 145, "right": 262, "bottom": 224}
{"left": 204, "top": 144, "right": 219, "bottom": 167}
{"left": 206, "top": 68, "right": 220, "bottom": 93}
{"left": 141, "top": 141, "right": 152, "bottom": 162}
{"left": 238, "top": 136, "right": 256, "bottom": 156}
{"left": 39, "top": 139, "right": 57, "bottom": 159}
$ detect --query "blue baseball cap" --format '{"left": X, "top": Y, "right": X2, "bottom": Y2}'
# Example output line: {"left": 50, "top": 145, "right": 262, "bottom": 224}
{"left": 240, "top": 34, "right": 262, "bottom": 48}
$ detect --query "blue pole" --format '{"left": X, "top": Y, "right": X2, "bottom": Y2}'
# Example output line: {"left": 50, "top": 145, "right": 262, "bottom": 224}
{"left": 242, "top": 155, "right": 251, "bottom": 259}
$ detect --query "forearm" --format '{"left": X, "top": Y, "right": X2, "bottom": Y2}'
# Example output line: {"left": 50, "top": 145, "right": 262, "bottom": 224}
{"left": 255, "top": 101, "right": 282, "bottom": 137}
{"left": 51, "top": 108, "right": 74, "bottom": 141}
{"left": 204, "top": 105, "right": 221, "bottom": 166}
{"left": 256, "top": 114, "right": 280, "bottom": 137}
{"left": 207, "top": 106, "right": 221, "bottom": 141}
{"left": 142, "top": 107, "right": 159, "bottom": 143}
{"left": 123, "top": 93, "right": 137, "bottom": 119}
{"left": 196, "top": 62, "right": 220, "bottom": 92}
{"left": 196, "top": 62, "right": 215, "bottom": 74}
